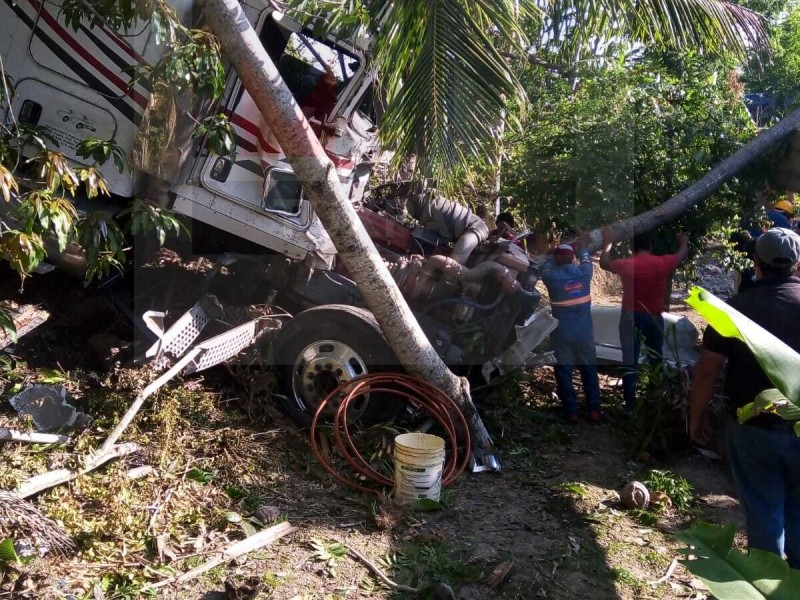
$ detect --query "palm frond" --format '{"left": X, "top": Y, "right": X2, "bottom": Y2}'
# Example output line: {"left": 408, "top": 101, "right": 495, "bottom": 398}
{"left": 367, "top": 0, "right": 540, "bottom": 184}
{"left": 285, "top": 0, "right": 768, "bottom": 188}
{"left": 541, "top": 0, "right": 769, "bottom": 66}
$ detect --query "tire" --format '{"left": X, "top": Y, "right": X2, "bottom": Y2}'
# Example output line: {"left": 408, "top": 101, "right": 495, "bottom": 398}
{"left": 272, "top": 304, "right": 399, "bottom": 421}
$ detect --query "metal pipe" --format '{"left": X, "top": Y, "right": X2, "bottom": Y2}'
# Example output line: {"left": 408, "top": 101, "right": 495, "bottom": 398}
{"left": 421, "top": 293, "right": 506, "bottom": 315}
{"left": 461, "top": 261, "right": 518, "bottom": 292}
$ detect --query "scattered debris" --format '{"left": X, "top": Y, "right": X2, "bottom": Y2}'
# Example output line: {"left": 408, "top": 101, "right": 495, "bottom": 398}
{"left": 343, "top": 541, "right": 420, "bottom": 595}
{"left": 146, "top": 521, "right": 296, "bottom": 591}
{"left": 485, "top": 559, "right": 515, "bottom": 588}
{"left": 223, "top": 576, "right": 263, "bottom": 600}
{"left": 0, "top": 490, "right": 76, "bottom": 556}
{"left": 650, "top": 491, "right": 673, "bottom": 508}
{"left": 8, "top": 385, "right": 88, "bottom": 432}
{"left": 649, "top": 558, "right": 680, "bottom": 586}
{"left": 0, "top": 428, "right": 72, "bottom": 445}
{"left": 253, "top": 505, "right": 281, "bottom": 524}
{"left": 621, "top": 481, "right": 650, "bottom": 510}
{"left": 125, "top": 465, "right": 156, "bottom": 480}
{"left": 99, "top": 297, "right": 278, "bottom": 453}
{"left": 0, "top": 302, "right": 49, "bottom": 351}
{"left": 16, "top": 442, "right": 141, "bottom": 498}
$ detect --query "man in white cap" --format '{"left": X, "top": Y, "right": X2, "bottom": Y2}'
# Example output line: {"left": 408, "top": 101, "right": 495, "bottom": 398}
{"left": 690, "top": 227, "right": 800, "bottom": 567}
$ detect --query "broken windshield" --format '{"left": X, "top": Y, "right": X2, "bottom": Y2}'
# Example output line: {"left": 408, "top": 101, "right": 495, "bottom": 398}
{"left": 277, "top": 33, "right": 360, "bottom": 121}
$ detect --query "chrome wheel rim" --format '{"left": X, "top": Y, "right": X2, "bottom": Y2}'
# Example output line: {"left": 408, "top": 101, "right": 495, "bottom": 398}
{"left": 291, "top": 339, "right": 370, "bottom": 418}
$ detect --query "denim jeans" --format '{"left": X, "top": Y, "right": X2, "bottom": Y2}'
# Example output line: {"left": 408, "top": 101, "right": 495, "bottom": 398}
{"left": 619, "top": 310, "right": 664, "bottom": 409}
{"left": 726, "top": 420, "right": 800, "bottom": 567}
{"left": 552, "top": 331, "right": 601, "bottom": 416}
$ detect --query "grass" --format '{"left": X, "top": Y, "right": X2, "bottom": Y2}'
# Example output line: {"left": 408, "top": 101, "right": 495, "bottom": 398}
{"left": 380, "top": 540, "right": 483, "bottom": 594}
{"left": 611, "top": 566, "right": 642, "bottom": 593}
{"left": 645, "top": 469, "right": 695, "bottom": 511}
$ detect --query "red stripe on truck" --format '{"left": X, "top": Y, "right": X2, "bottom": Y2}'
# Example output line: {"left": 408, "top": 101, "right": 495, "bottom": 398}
{"left": 32, "top": 0, "right": 147, "bottom": 108}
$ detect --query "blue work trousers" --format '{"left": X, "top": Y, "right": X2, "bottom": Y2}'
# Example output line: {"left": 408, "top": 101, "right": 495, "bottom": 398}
{"left": 726, "top": 420, "right": 800, "bottom": 568}
{"left": 552, "top": 329, "right": 601, "bottom": 416}
{"left": 619, "top": 310, "right": 664, "bottom": 409}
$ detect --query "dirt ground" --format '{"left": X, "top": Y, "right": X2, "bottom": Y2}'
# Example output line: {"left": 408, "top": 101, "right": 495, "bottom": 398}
{"left": 0, "top": 255, "right": 744, "bottom": 600}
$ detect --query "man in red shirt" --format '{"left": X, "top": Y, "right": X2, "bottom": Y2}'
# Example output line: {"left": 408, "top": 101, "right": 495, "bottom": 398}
{"left": 599, "top": 228, "right": 689, "bottom": 409}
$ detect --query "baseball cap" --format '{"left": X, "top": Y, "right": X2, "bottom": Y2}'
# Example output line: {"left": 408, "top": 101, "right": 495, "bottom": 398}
{"left": 553, "top": 244, "right": 575, "bottom": 266}
{"left": 755, "top": 227, "right": 800, "bottom": 267}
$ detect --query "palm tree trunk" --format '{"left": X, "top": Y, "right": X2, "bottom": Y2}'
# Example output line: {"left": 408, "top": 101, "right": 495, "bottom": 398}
{"left": 200, "top": 0, "right": 495, "bottom": 457}
{"left": 589, "top": 108, "right": 800, "bottom": 248}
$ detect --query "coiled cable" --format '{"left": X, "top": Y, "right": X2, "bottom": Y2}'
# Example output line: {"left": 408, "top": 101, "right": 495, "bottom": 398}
{"left": 309, "top": 373, "right": 471, "bottom": 495}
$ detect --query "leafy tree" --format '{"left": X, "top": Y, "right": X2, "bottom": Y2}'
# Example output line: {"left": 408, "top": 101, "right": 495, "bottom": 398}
{"left": 503, "top": 49, "right": 761, "bottom": 254}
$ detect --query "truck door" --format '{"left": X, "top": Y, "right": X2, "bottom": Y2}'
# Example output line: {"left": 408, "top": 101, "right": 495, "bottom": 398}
{"left": 1, "top": 0, "right": 175, "bottom": 198}
{"left": 199, "top": 11, "right": 366, "bottom": 229}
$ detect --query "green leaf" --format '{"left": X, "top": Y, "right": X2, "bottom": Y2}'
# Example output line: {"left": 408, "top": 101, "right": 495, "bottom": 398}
{"left": 686, "top": 287, "right": 800, "bottom": 423}
{"left": 186, "top": 467, "right": 215, "bottom": 484}
{"left": 676, "top": 522, "right": 800, "bottom": 599}
{"left": 0, "top": 539, "right": 18, "bottom": 563}
{"left": 0, "top": 308, "right": 16, "bottom": 342}
{"left": 224, "top": 486, "right": 247, "bottom": 500}
{"left": 39, "top": 368, "right": 66, "bottom": 384}
{"left": 239, "top": 521, "right": 258, "bottom": 537}
{"left": 739, "top": 389, "right": 800, "bottom": 424}
{"left": 412, "top": 498, "right": 446, "bottom": 512}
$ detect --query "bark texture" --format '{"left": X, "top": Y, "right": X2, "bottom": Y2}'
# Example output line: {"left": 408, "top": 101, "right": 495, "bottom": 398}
{"left": 588, "top": 108, "right": 800, "bottom": 248}
{"left": 201, "top": 0, "right": 493, "bottom": 451}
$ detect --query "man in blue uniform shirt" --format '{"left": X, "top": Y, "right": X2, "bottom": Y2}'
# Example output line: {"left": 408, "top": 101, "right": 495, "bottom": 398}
{"left": 541, "top": 232, "right": 601, "bottom": 423}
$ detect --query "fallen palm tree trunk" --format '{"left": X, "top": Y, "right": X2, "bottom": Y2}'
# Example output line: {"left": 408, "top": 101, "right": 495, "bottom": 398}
{"left": 0, "top": 303, "right": 50, "bottom": 351}
{"left": 203, "top": 0, "right": 498, "bottom": 466}
{"left": 589, "top": 108, "right": 800, "bottom": 248}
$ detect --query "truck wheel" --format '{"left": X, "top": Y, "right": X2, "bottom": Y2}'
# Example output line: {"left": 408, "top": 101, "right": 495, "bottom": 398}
{"left": 273, "top": 305, "right": 398, "bottom": 421}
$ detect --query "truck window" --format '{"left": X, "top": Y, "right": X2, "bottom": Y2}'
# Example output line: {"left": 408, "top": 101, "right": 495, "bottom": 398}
{"left": 277, "top": 33, "right": 360, "bottom": 121}
{"left": 263, "top": 169, "right": 303, "bottom": 216}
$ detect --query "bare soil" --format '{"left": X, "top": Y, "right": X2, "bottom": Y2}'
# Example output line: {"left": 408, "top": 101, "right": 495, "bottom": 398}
{"left": 0, "top": 256, "right": 743, "bottom": 600}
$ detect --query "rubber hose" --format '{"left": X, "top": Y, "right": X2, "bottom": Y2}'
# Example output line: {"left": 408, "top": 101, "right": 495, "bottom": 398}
{"left": 309, "top": 373, "right": 471, "bottom": 495}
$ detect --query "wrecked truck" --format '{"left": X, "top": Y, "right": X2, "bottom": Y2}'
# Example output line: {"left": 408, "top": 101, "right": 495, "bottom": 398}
{"left": 0, "top": 0, "right": 550, "bottom": 419}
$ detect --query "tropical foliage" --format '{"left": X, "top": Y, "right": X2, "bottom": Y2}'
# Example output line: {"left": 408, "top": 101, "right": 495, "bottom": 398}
{"left": 677, "top": 522, "right": 800, "bottom": 599}
{"left": 285, "top": 0, "right": 768, "bottom": 185}
{"left": 502, "top": 49, "right": 760, "bottom": 252}
{"left": 687, "top": 287, "right": 800, "bottom": 429}
{"left": 0, "top": 0, "right": 231, "bottom": 336}
{"left": 743, "top": 1, "right": 800, "bottom": 124}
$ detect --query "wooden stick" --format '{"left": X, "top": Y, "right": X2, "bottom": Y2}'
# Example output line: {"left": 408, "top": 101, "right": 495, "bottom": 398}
{"left": 344, "top": 542, "right": 420, "bottom": 594}
{"left": 648, "top": 558, "right": 679, "bottom": 586}
{"left": 146, "top": 521, "right": 296, "bottom": 590}
{"left": 126, "top": 465, "right": 156, "bottom": 480}
{"left": 16, "top": 443, "right": 141, "bottom": 498}
{"left": 0, "top": 428, "right": 72, "bottom": 444}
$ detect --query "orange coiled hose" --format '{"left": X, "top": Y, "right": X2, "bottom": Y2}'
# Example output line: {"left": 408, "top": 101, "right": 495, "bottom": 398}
{"left": 309, "top": 373, "right": 471, "bottom": 495}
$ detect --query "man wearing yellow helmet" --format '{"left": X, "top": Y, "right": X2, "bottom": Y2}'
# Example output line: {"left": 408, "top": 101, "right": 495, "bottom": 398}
{"left": 767, "top": 194, "right": 794, "bottom": 230}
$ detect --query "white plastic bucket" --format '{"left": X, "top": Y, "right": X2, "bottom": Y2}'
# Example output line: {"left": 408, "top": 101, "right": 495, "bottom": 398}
{"left": 393, "top": 433, "right": 446, "bottom": 505}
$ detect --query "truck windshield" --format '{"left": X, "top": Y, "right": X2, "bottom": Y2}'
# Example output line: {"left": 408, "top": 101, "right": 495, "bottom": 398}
{"left": 277, "top": 33, "right": 360, "bottom": 121}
